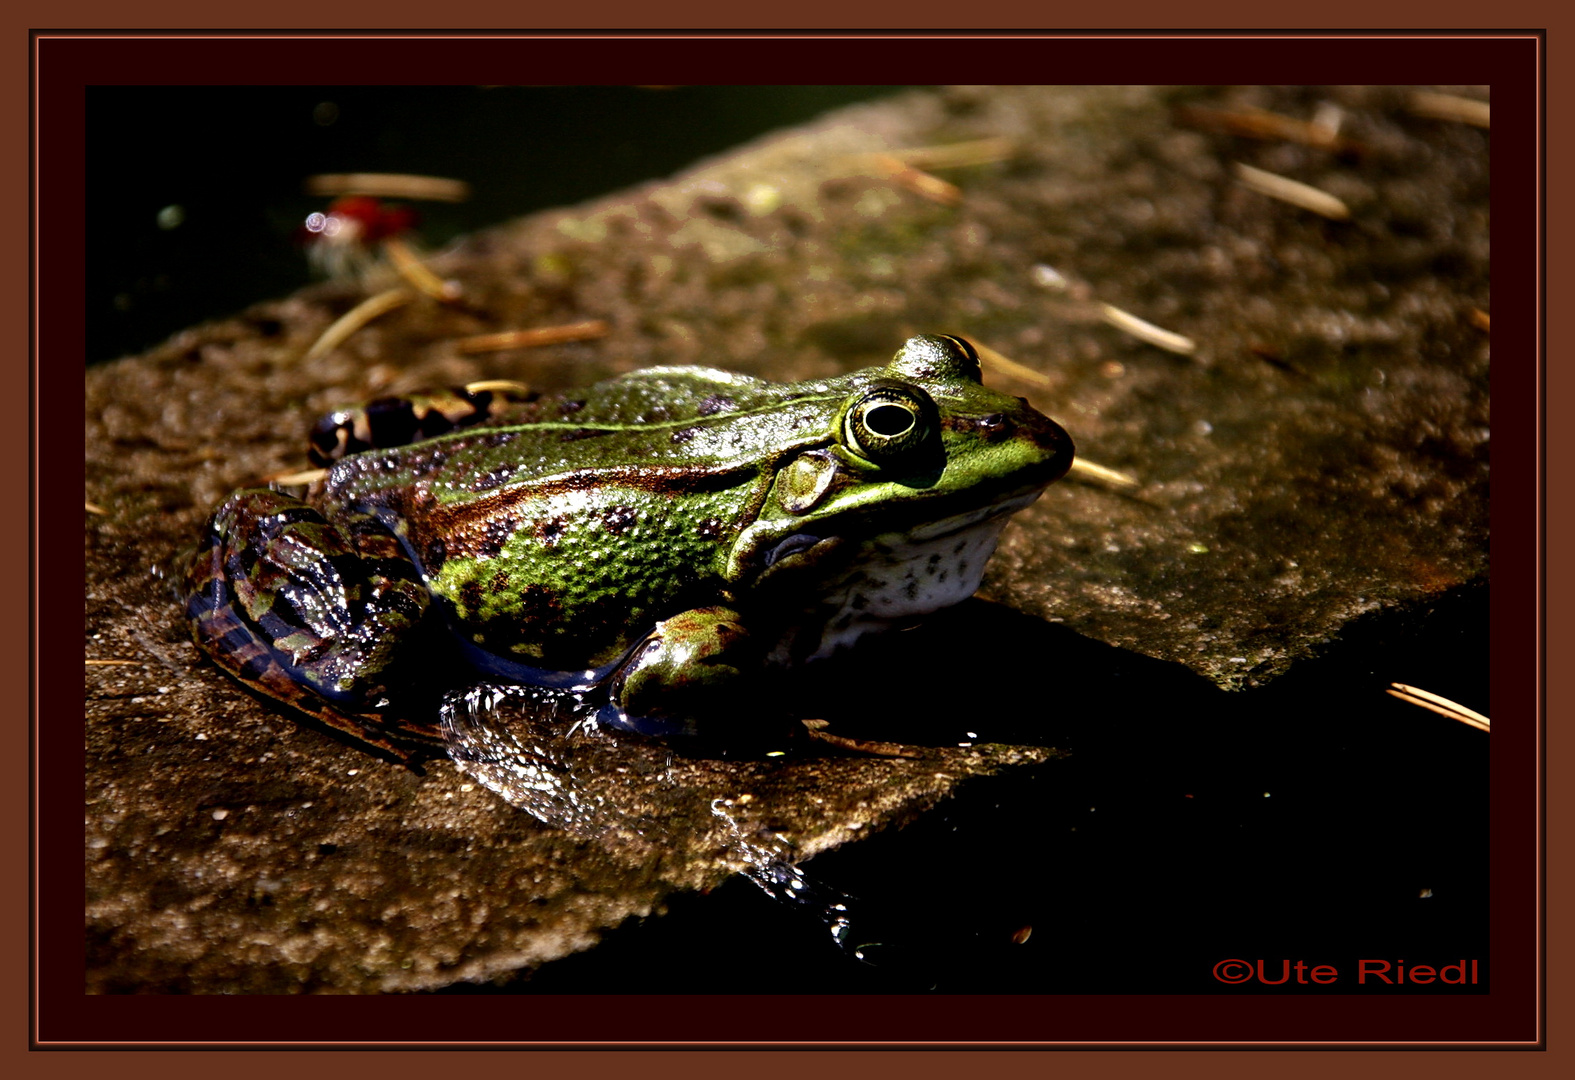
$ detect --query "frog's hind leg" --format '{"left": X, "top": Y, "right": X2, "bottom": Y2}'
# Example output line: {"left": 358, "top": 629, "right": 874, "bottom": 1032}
{"left": 185, "top": 488, "right": 439, "bottom": 764}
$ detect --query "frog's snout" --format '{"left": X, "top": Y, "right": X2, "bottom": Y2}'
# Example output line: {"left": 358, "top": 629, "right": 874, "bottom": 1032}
{"left": 1024, "top": 408, "right": 1076, "bottom": 483}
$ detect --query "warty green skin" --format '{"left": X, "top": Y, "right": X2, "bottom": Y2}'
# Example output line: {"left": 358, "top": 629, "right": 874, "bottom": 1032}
{"left": 185, "top": 336, "right": 1074, "bottom": 757}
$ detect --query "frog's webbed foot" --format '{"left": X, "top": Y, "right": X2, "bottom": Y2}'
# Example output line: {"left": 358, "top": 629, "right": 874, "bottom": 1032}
{"left": 285, "top": 698, "right": 443, "bottom": 769}
{"left": 185, "top": 488, "right": 433, "bottom": 753}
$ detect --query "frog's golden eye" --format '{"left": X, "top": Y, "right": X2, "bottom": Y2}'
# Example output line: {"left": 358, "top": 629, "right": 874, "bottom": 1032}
{"left": 840, "top": 383, "right": 939, "bottom": 465}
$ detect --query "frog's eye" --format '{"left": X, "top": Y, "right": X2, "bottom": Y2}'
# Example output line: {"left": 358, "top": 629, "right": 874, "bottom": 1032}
{"left": 840, "top": 383, "right": 940, "bottom": 466}
{"left": 887, "top": 334, "right": 984, "bottom": 383}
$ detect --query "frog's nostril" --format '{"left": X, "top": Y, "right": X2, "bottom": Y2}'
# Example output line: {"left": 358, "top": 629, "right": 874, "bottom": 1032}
{"left": 977, "top": 413, "right": 1010, "bottom": 439}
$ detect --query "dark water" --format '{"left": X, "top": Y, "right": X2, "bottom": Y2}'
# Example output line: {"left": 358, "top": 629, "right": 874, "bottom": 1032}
{"left": 87, "top": 85, "right": 901, "bottom": 365}
{"left": 435, "top": 583, "right": 1489, "bottom": 994}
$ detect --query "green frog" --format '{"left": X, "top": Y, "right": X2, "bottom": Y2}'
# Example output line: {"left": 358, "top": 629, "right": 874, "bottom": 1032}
{"left": 185, "top": 335, "right": 1074, "bottom": 763}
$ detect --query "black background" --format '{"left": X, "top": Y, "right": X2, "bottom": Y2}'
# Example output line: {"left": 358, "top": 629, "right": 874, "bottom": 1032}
{"left": 87, "top": 85, "right": 899, "bottom": 364}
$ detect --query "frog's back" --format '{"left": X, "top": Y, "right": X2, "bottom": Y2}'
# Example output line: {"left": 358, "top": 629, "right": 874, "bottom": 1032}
{"left": 536, "top": 365, "right": 847, "bottom": 427}
{"left": 325, "top": 367, "right": 853, "bottom": 500}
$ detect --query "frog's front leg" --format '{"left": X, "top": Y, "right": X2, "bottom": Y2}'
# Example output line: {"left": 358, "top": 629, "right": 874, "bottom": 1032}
{"left": 185, "top": 488, "right": 436, "bottom": 758}
{"left": 600, "top": 606, "right": 767, "bottom": 739}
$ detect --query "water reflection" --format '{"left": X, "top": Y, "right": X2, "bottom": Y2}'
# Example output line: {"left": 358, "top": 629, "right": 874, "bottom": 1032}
{"left": 441, "top": 684, "right": 618, "bottom": 836}
{"left": 440, "top": 684, "right": 866, "bottom": 956}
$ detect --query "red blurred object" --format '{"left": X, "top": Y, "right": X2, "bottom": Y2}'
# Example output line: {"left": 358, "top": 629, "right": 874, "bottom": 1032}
{"left": 328, "top": 195, "right": 417, "bottom": 242}
{"left": 299, "top": 195, "right": 419, "bottom": 247}
{"left": 298, "top": 196, "right": 421, "bottom": 279}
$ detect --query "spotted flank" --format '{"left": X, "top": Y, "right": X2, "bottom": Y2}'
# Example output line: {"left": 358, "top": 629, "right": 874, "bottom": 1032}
{"left": 308, "top": 385, "right": 533, "bottom": 467}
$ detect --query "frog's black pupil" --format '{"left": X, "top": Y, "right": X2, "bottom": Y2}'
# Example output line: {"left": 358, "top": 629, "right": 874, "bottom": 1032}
{"left": 866, "top": 403, "right": 914, "bottom": 437}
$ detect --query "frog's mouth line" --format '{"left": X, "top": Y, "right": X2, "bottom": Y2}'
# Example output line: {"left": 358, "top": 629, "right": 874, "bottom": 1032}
{"left": 899, "top": 488, "right": 1045, "bottom": 543}
{"left": 753, "top": 486, "right": 1045, "bottom": 578}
